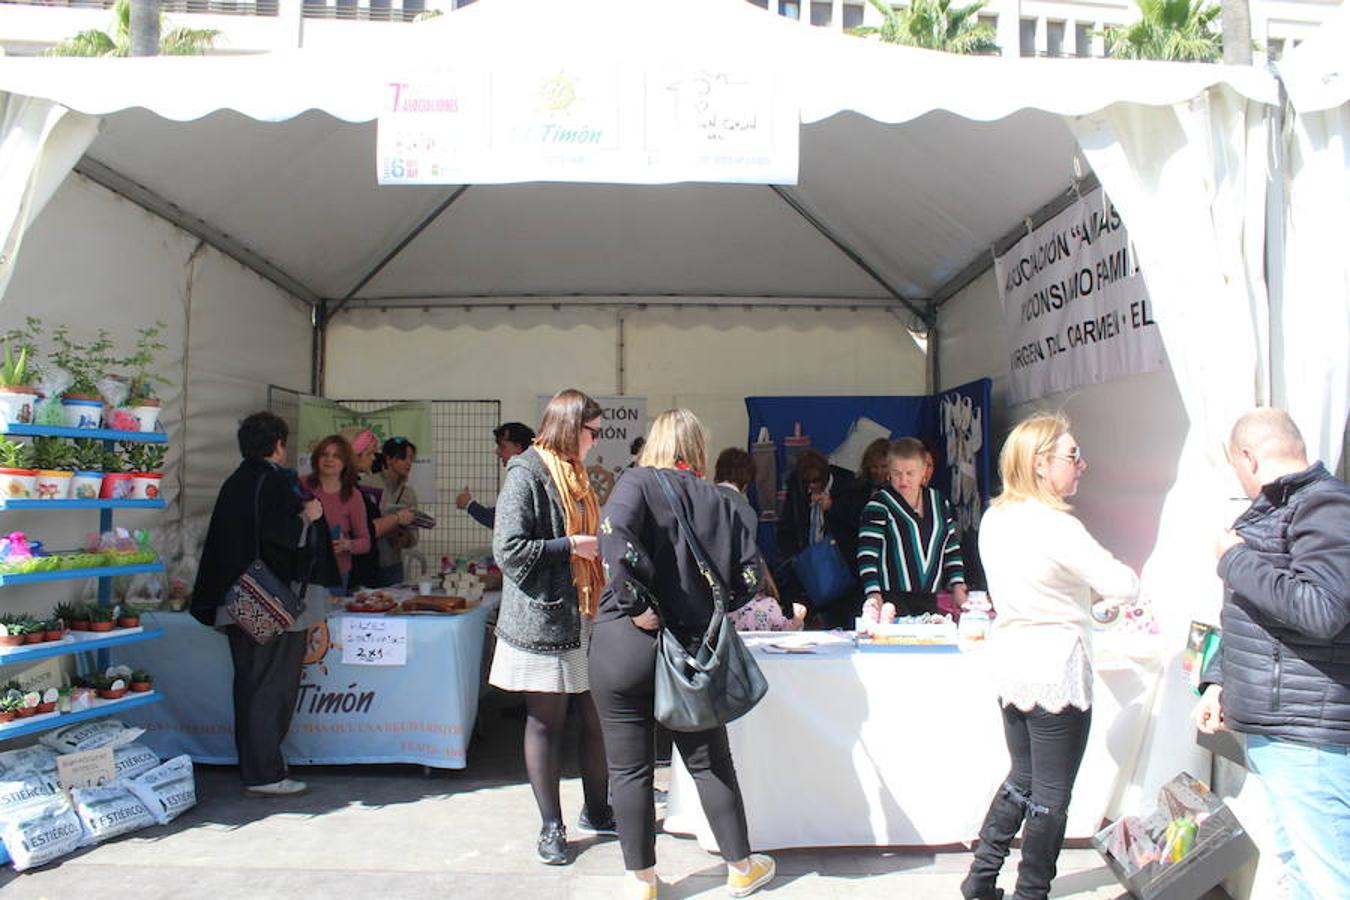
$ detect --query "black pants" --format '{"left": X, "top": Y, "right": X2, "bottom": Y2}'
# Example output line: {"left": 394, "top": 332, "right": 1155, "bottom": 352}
{"left": 588, "top": 616, "right": 752, "bottom": 870}
{"left": 964, "top": 703, "right": 1092, "bottom": 900}
{"left": 226, "top": 626, "right": 307, "bottom": 787}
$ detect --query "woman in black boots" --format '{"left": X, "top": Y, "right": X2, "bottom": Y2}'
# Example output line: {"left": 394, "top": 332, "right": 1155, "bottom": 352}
{"left": 961, "top": 414, "right": 1139, "bottom": 900}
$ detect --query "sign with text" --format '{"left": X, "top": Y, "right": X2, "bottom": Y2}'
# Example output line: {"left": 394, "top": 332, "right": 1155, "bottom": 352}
{"left": 297, "top": 397, "right": 436, "bottom": 505}
{"left": 377, "top": 61, "right": 797, "bottom": 185}
{"left": 341, "top": 616, "right": 408, "bottom": 667}
{"left": 994, "top": 189, "right": 1166, "bottom": 404}
{"left": 56, "top": 747, "right": 116, "bottom": 790}
{"left": 536, "top": 395, "right": 646, "bottom": 506}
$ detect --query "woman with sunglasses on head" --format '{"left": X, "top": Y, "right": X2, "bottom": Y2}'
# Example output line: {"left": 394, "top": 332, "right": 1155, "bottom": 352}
{"left": 491, "top": 389, "right": 612, "bottom": 866}
{"left": 370, "top": 436, "right": 419, "bottom": 586}
{"left": 961, "top": 413, "right": 1139, "bottom": 900}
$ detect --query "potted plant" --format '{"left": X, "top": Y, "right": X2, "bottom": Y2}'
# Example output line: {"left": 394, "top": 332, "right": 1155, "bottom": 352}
{"left": 0, "top": 694, "right": 19, "bottom": 723}
{"left": 61, "top": 602, "right": 91, "bottom": 632}
{"left": 69, "top": 438, "right": 105, "bottom": 500}
{"left": 29, "top": 436, "right": 75, "bottom": 500}
{"left": 115, "top": 605, "right": 140, "bottom": 629}
{"left": 117, "top": 322, "right": 170, "bottom": 433}
{"left": 99, "top": 445, "right": 134, "bottom": 500}
{"left": 0, "top": 436, "right": 36, "bottom": 500}
{"left": 50, "top": 325, "right": 115, "bottom": 429}
{"left": 0, "top": 318, "right": 43, "bottom": 426}
{"left": 129, "top": 670, "right": 152, "bottom": 693}
{"left": 121, "top": 442, "right": 167, "bottom": 500}
{"left": 20, "top": 619, "right": 45, "bottom": 644}
{"left": 43, "top": 617, "right": 66, "bottom": 642}
{"left": 0, "top": 616, "right": 25, "bottom": 647}
{"left": 93, "top": 674, "right": 127, "bottom": 701}
{"left": 87, "top": 605, "right": 116, "bottom": 632}
{"left": 36, "top": 687, "right": 59, "bottom": 714}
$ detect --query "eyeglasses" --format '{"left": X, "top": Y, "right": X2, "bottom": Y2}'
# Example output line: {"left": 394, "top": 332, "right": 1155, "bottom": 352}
{"left": 1050, "top": 448, "right": 1084, "bottom": 464}
{"left": 581, "top": 425, "right": 601, "bottom": 439}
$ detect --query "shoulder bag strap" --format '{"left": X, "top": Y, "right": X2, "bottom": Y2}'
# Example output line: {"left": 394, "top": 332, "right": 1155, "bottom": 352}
{"left": 256, "top": 470, "right": 313, "bottom": 602}
{"left": 654, "top": 470, "right": 730, "bottom": 652}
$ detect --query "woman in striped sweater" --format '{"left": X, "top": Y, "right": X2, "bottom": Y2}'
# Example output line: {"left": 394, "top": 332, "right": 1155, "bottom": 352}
{"left": 857, "top": 437, "right": 967, "bottom": 620}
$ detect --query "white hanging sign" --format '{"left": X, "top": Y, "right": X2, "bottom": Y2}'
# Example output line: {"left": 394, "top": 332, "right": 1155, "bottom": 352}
{"left": 994, "top": 188, "right": 1167, "bottom": 404}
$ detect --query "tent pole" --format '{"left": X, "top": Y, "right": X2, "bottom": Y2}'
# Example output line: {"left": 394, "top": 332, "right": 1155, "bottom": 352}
{"left": 311, "top": 298, "right": 328, "bottom": 396}
{"left": 768, "top": 186, "right": 932, "bottom": 329}
{"left": 928, "top": 319, "right": 942, "bottom": 393}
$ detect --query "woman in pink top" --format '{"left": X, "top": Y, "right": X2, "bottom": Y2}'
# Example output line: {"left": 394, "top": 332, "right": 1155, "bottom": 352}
{"left": 303, "top": 434, "right": 370, "bottom": 593}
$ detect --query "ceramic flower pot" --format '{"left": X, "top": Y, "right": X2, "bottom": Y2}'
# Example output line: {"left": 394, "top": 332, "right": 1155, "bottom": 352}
{"left": 0, "top": 386, "right": 40, "bottom": 426}
{"left": 70, "top": 471, "right": 103, "bottom": 499}
{"left": 0, "top": 468, "right": 37, "bottom": 500}
{"left": 129, "top": 473, "right": 163, "bottom": 501}
{"left": 61, "top": 395, "right": 105, "bottom": 429}
{"left": 129, "top": 401, "right": 162, "bottom": 433}
{"left": 33, "top": 470, "right": 73, "bottom": 500}
{"left": 100, "top": 472, "right": 135, "bottom": 500}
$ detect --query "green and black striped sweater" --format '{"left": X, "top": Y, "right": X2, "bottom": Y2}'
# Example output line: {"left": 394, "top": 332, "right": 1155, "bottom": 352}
{"left": 856, "top": 485, "right": 964, "bottom": 596}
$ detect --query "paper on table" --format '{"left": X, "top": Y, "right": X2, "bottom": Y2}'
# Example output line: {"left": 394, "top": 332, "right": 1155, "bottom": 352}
{"left": 341, "top": 617, "right": 408, "bottom": 666}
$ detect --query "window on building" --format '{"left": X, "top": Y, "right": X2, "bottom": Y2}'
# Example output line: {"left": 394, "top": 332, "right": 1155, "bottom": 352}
{"left": 780, "top": 1, "right": 801, "bottom": 20}
{"left": 1075, "top": 23, "right": 1093, "bottom": 57}
{"left": 1046, "top": 20, "right": 1065, "bottom": 56}
{"left": 1020, "top": 18, "right": 1037, "bottom": 57}
{"left": 843, "top": 3, "right": 865, "bottom": 29}
{"left": 1268, "top": 38, "right": 1286, "bottom": 60}
{"left": 810, "top": 2, "right": 832, "bottom": 25}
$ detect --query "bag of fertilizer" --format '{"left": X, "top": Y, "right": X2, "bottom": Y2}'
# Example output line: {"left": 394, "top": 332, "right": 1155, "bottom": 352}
{"left": 0, "top": 773, "right": 61, "bottom": 825}
{"left": 70, "top": 782, "right": 156, "bottom": 844}
{"left": 113, "top": 743, "right": 160, "bottom": 782}
{"left": 40, "top": 720, "right": 144, "bottom": 755}
{"left": 126, "top": 755, "right": 196, "bottom": 825}
{"left": 0, "top": 745, "right": 59, "bottom": 778}
{"left": 0, "top": 796, "right": 84, "bottom": 871}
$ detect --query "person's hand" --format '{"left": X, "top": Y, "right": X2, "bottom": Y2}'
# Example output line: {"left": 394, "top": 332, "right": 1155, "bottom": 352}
{"left": 631, "top": 608, "right": 661, "bottom": 631}
{"left": 570, "top": 534, "right": 600, "bottom": 560}
{"left": 812, "top": 491, "right": 833, "bottom": 513}
{"left": 880, "top": 602, "right": 897, "bottom": 623}
{"left": 395, "top": 508, "right": 415, "bottom": 527}
{"left": 302, "top": 499, "right": 323, "bottom": 522}
{"left": 950, "top": 583, "right": 969, "bottom": 609}
{"left": 455, "top": 487, "right": 472, "bottom": 510}
{"left": 863, "top": 593, "right": 884, "bottom": 623}
{"left": 791, "top": 603, "right": 808, "bottom": 628}
{"left": 1216, "top": 528, "right": 1243, "bottom": 560}
{"left": 333, "top": 537, "right": 352, "bottom": 554}
{"left": 1193, "top": 684, "right": 1225, "bottom": 734}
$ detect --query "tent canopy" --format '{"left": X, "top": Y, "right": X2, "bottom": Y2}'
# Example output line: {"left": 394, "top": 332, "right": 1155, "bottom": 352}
{"left": 0, "top": 0, "right": 1278, "bottom": 321}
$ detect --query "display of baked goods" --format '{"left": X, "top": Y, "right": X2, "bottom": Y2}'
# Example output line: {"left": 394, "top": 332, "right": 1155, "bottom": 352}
{"left": 345, "top": 590, "right": 398, "bottom": 614}
{"left": 856, "top": 614, "right": 959, "bottom": 650}
{"left": 401, "top": 595, "right": 468, "bottom": 614}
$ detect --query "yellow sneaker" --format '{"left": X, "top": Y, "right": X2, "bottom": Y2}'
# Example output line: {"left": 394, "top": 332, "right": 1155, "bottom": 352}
{"left": 726, "top": 854, "right": 774, "bottom": 897}
{"left": 624, "top": 875, "right": 659, "bottom": 899}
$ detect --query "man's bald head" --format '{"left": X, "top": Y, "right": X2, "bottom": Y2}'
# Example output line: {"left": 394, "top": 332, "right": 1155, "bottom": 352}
{"left": 1228, "top": 408, "right": 1309, "bottom": 498}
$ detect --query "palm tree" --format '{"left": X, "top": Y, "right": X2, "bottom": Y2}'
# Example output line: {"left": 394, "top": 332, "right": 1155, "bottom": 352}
{"left": 47, "top": 0, "right": 219, "bottom": 57}
{"left": 854, "top": 0, "right": 1000, "bottom": 55}
{"left": 1103, "top": 0, "right": 1222, "bottom": 62}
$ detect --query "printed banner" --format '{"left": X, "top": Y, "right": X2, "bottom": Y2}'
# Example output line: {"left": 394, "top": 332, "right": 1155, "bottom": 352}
{"left": 297, "top": 397, "right": 436, "bottom": 505}
{"left": 535, "top": 395, "right": 646, "bottom": 506}
{"left": 377, "top": 61, "right": 798, "bottom": 185}
{"left": 994, "top": 189, "right": 1166, "bottom": 404}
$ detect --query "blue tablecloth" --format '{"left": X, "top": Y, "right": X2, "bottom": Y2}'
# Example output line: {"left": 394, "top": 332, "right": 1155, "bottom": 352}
{"left": 110, "top": 603, "right": 489, "bottom": 770}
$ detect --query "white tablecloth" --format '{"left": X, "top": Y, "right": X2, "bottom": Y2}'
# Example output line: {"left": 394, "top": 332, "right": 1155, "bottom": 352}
{"left": 664, "top": 632, "right": 1164, "bottom": 850}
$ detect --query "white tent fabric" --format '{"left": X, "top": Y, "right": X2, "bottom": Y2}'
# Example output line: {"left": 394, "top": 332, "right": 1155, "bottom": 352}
{"left": 0, "top": 95, "right": 98, "bottom": 302}
{"left": 1275, "top": 9, "right": 1350, "bottom": 470}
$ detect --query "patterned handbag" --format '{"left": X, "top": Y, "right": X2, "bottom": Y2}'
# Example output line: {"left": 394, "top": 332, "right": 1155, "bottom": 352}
{"left": 224, "top": 474, "right": 308, "bottom": 644}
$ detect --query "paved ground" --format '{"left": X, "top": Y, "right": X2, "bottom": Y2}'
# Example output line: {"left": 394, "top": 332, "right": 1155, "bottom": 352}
{"left": 0, "top": 694, "right": 1221, "bottom": 899}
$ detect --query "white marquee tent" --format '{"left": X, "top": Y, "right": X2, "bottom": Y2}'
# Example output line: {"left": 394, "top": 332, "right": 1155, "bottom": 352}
{"left": 0, "top": 0, "right": 1346, "bottom": 891}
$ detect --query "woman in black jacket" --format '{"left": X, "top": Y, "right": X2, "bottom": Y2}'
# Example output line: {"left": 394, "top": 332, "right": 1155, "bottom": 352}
{"left": 592, "top": 409, "right": 775, "bottom": 899}
{"left": 192, "top": 411, "right": 334, "bottom": 798}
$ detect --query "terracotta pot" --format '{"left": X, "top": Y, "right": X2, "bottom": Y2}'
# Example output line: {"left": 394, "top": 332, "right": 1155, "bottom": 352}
{"left": 88, "top": 621, "right": 114, "bottom": 633}
{"left": 129, "top": 682, "right": 152, "bottom": 693}
{"left": 0, "top": 710, "right": 15, "bottom": 723}
{"left": 97, "top": 688, "right": 127, "bottom": 700}
{"left": 0, "top": 634, "right": 23, "bottom": 647}
{"left": 23, "top": 632, "right": 43, "bottom": 644}
{"left": 15, "top": 706, "right": 37, "bottom": 718}
{"left": 69, "top": 619, "right": 90, "bottom": 632}
{"left": 36, "top": 701, "right": 56, "bottom": 714}
{"left": 117, "top": 616, "right": 140, "bottom": 629}
{"left": 44, "top": 629, "right": 64, "bottom": 642}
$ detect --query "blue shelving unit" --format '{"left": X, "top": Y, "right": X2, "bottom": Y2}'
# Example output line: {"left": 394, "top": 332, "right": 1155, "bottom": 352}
{"left": 0, "top": 499, "right": 165, "bottom": 512}
{"left": 0, "top": 691, "right": 162, "bottom": 741}
{"left": 0, "top": 626, "right": 163, "bottom": 666}
{"left": 0, "top": 562, "right": 164, "bottom": 588}
{"left": 4, "top": 424, "right": 167, "bottom": 443}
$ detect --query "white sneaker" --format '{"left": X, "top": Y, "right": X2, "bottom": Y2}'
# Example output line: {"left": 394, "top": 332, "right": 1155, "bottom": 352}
{"left": 244, "top": 778, "right": 308, "bottom": 798}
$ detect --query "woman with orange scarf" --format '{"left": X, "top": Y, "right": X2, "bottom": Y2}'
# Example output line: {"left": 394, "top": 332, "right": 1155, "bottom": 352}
{"left": 491, "top": 389, "right": 612, "bottom": 866}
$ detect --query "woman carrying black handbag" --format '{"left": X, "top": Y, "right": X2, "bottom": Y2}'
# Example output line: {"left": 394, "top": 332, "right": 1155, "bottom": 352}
{"left": 591, "top": 409, "right": 775, "bottom": 900}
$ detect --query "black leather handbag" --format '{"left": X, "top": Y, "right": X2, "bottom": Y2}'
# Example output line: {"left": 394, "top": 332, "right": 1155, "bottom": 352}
{"left": 652, "top": 471, "right": 768, "bottom": 733}
{"left": 224, "top": 475, "right": 308, "bottom": 644}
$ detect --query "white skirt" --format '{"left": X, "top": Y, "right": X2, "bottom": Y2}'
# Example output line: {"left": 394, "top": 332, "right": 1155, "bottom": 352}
{"left": 489, "top": 616, "right": 593, "bottom": 694}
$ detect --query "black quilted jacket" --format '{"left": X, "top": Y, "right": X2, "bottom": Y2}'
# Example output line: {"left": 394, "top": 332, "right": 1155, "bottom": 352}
{"left": 1201, "top": 462, "right": 1350, "bottom": 746}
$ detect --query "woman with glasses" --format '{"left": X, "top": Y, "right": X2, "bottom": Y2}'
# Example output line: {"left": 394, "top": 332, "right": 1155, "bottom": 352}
{"left": 491, "top": 389, "right": 612, "bottom": 866}
{"left": 961, "top": 413, "right": 1139, "bottom": 900}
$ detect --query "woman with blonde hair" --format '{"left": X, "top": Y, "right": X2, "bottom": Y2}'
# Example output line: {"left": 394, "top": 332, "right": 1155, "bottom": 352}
{"left": 491, "top": 389, "right": 612, "bottom": 866}
{"left": 961, "top": 413, "right": 1139, "bottom": 900}
{"left": 592, "top": 408, "right": 775, "bottom": 899}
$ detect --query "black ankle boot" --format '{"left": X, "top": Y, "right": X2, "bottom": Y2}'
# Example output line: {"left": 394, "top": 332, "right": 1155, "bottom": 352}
{"left": 1011, "top": 803, "right": 1068, "bottom": 900}
{"left": 960, "top": 782, "right": 1028, "bottom": 900}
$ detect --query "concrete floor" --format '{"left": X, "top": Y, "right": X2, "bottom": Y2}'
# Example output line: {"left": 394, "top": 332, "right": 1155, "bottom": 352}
{"left": 0, "top": 695, "right": 1214, "bottom": 899}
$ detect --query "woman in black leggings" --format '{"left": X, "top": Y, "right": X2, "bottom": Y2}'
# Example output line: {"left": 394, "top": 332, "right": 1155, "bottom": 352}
{"left": 592, "top": 409, "right": 775, "bottom": 899}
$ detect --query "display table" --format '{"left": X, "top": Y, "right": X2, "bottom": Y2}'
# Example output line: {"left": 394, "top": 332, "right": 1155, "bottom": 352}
{"left": 664, "top": 632, "right": 1164, "bottom": 851}
{"left": 108, "top": 597, "right": 493, "bottom": 770}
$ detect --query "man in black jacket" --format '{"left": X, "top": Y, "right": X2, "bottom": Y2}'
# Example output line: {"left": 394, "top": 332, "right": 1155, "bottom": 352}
{"left": 776, "top": 449, "right": 867, "bottom": 628}
{"left": 1195, "top": 407, "right": 1350, "bottom": 899}
{"left": 193, "top": 412, "right": 325, "bottom": 798}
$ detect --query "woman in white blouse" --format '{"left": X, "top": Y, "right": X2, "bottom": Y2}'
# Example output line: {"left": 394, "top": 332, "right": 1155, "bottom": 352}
{"left": 961, "top": 413, "right": 1139, "bottom": 900}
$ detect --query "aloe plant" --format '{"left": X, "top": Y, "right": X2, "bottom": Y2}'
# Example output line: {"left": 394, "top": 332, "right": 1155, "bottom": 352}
{"left": 121, "top": 442, "right": 167, "bottom": 473}
{"left": 0, "top": 317, "right": 42, "bottom": 388}
{"left": 29, "top": 436, "right": 74, "bottom": 471}
{"left": 71, "top": 439, "right": 105, "bottom": 472}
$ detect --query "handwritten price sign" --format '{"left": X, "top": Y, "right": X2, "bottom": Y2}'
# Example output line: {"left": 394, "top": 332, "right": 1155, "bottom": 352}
{"left": 341, "top": 617, "right": 408, "bottom": 667}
